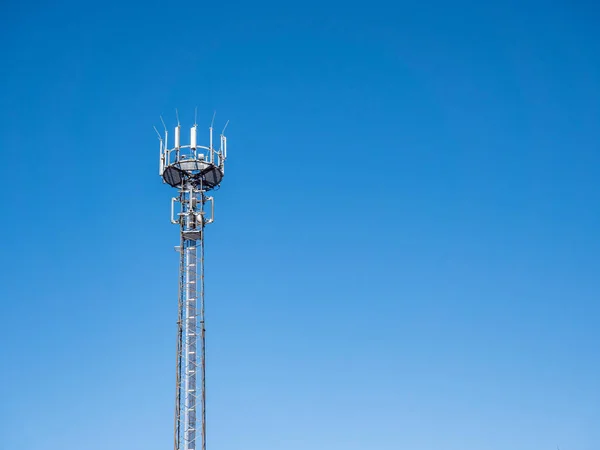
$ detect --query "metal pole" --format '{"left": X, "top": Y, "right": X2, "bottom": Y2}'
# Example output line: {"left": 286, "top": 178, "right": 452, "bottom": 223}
{"left": 174, "top": 212, "right": 185, "bottom": 450}
{"left": 160, "top": 115, "right": 227, "bottom": 450}
{"left": 200, "top": 191, "right": 206, "bottom": 450}
{"left": 185, "top": 237, "right": 197, "bottom": 450}
{"left": 173, "top": 185, "right": 207, "bottom": 450}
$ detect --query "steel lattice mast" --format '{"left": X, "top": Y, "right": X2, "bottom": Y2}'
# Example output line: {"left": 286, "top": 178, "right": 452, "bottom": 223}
{"left": 156, "top": 113, "right": 228, "bottom": 450}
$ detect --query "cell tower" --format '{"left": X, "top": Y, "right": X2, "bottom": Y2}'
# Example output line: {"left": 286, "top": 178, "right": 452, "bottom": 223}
{"left": 156, "top": 110, "right": 228, "bottom": 450}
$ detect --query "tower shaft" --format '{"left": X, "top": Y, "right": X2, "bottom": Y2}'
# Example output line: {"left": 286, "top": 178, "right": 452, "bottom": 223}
{"left": 158, "top": 113, "right": 227, "bottom": 450}
{"left": 174, "top": 186, "right": 207, "bottom": 450}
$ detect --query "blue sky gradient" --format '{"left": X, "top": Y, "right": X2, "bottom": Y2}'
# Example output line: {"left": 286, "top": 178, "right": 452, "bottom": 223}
{"left": 1, "top": 0, "right": 599, "bottom": 449}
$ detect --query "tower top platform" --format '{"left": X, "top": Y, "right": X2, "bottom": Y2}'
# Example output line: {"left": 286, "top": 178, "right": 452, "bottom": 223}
{"left": 157, "top": 114, "right": 227, "bottom": 191}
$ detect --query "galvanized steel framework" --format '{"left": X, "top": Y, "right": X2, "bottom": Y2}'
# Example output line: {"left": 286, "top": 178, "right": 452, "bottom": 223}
{"left": 157, "top": 114, "right": 227, "bottom": 450}
{"left": 175, "top": 186, "right": 205, "bottom": 450}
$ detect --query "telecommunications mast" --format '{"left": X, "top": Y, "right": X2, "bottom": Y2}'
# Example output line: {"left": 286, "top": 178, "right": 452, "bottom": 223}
{"left": 156, "top": 111, "right": 228, "bottom": 450}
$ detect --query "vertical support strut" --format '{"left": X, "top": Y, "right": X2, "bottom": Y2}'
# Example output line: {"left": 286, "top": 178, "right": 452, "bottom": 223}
{"left": 200, "top": 191, "right": 206, "bottom": 450}
{"left": 185, "top": 238, "right": 197, "bottom": 449}
{"left": 174, "top": 219, "right": 185, "bottom": 450}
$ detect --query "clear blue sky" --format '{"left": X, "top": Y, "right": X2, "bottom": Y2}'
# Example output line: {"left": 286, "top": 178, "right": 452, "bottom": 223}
{"left": 1, "top": 0, "right": 599, "bottom": 449}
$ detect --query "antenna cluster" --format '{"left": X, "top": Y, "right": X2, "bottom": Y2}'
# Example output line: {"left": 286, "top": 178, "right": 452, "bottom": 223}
{"left": 156, "top": 111, "right": 228, "bottom": 190}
